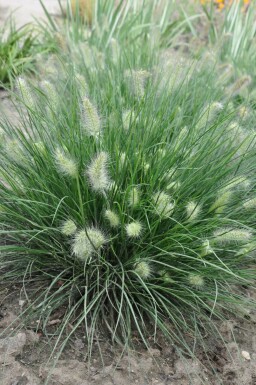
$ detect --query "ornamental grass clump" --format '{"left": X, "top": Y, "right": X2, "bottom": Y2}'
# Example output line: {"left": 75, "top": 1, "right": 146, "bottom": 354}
{"left": 0, "top": 5, "right": 256, "bottom": 360}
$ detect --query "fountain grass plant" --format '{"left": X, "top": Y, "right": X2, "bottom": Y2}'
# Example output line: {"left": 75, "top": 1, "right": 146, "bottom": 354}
{"left": 0, "top": 0, "right": 256, "bottom": 366}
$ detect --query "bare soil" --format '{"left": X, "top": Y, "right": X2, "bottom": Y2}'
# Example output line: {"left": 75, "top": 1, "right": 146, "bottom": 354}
{"left": 0, "top": 284, "right": 256, "bottom": 385}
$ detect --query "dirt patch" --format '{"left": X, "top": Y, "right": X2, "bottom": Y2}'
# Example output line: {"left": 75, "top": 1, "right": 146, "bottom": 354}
{"left": 0, "top": 285, "right": 256, "bottom": 385}
{"left": 0, "top": 0, "right": 61, "bottom": 29}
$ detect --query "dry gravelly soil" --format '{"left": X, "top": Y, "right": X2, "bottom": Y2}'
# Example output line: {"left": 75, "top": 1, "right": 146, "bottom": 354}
{"left": 0, "top": 280, "right": 256, "bottom": 385}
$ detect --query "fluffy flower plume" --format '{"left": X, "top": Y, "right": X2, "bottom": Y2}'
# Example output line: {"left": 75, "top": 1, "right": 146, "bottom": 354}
{"left": 213, "top": 228, "right": 252, "bottom": 244}
{"left": 34, "top": 142, "right": 46, "bottom": 154}
{"left": 227, "top": 75, "right": 252, "bottom": 96}
{"left": 54, "top": 148, "right": 78, "bottom": 178}
{"left": 105, "top": 209, "right": 120, "bottom": 228}
{"left": 81, "top": 97, "right": 101, "bottom": 138}
{"left": 120, "top": 152, "right": 127, "bottom": 166}
{"left": 197, "top": 101, "right": 223, "bottom": 129}
{"left": 126, "top": 221, "right": 143, "bottom": 238}
{"left": 0, "top": 128, "right": 5, "bottom": 144}
{"left": 16, "top": 77, "right": 34, "bottom": 108}
{"left": 134, "top": 261, "right": 151, "bottom": 279}
{"left": 87, "top": 152, "right": 110, "bottom": 192}
{"left": 125, "top": 69, "right": 151, "bottom": 98}
{"left": 188, "top": 274, "right": 204, "bottom": 289}
{"left": 4, "top": 139, "right": 24, "bottom": 163}
{"left": 166, "top": 180, "right": 180, "bottom": 191}
{"left": 40, "top": 80, "right": 58, "bottom": 111}
{"left": 174, "top": 127, "right": 188, "bottom": 150}
{"left": 72, "top": 227, "right": 107, "bottom": 261}
{"left": 61, "top": 219, "right": 77, "bottom": 236}
{"left": 87, "top": 227, "right": 107, "bottom": 249}
{"left": 75, "top": 73, "right": 87, "bottom": 92}
{"left": 223, "top": 176, "right": 250, "bottom": 191}
{"left": 128, "top": 187, "right": 140, "bottom": 207}
{"left": 200, "top": 239, "right": 213, "bottom": 257}
{"left": 210, "top": 190, "right": 232, "bottom": 214}
{"left": 243, "top": 197, "right": 256, "bottom": 210}
{"left": 186, "top": 201, "right": 201, "bottom": 222}
{"left": 122, "top": 109, "right": 135, "bottom": 131}
{"left": 153, "top": 192, "right": 175, "bottom": 218}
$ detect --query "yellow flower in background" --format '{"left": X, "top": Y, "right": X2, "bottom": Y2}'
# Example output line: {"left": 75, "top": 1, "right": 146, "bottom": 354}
{"left": 199, "top": 0, "right": 251, "bottom": 10}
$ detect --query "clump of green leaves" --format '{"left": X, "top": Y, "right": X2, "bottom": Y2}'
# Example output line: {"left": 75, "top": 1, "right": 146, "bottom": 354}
{"left": 0, "top": 0, "right": 256, "bottom": 364}
{"left": 0, "top": 18, "right": 52, "bottom": 87}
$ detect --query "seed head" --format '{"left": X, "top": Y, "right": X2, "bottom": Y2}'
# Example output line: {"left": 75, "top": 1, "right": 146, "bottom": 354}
{"left": 213, "top": 227, "right": 252, "bottom": 244}
{"left": 223, "top": 176, "right": 250, "bottom": 191}
{"left": 125, "top": 69, "right": 151, "bottom": 98}
{"left": 40, "top": 80, "right": 58, "bottom": 111}
{"left": 153, "top": 191, "right": 175, "bottom": 218}
{"left": 34, "top": 142, "right": 46, "bottom": 154}
{"left": 72, "top": 230, "right": 93, "bottom": 261}
{"left": 186, "top": 201, "right": 201, "bottom": 222}
{"left": 4, "top": 139, "right": 24, "bottom": 163}
{"left": 0, "top": 128, "right": 5, "bottom": 145}
{"left": 143, "top": 162, "right": 150, "bottom": 172}
{"left": 86, "top": 227, "right": 107, "bottom": 249}
{"left": 210, "top": 190, "right": 232, "bottom": 214}
{"left": 188, "top": 273, "right": 204, "bottom": 288}
{"left": 75, "top": 73, "right": 87, "bottom": 92}
{"left": 81, "top": 97, "right": 101, "bottom": 138}
{"left": 197, "top": 102, "right": 223, "bottom": 128}
{"left": 55, "top": 148, "right": 78, "bottom": 178}
{"left": 228, "top": 75, "right": 251, "bottom": 96}
{"left": 243, "top": 198, "right": 256, "bottom": 210}
{"left": 72, "top": 227, "right": 107, "bottom": 261}
{"left": 134, "top": 261, "right": 151, "bottom": 279}
{"left": 200, "top": 239, "right": 213, "bottom": 257}
{"left": 105, "top": 209, "right": 120, "bottom": 228}
{"left": 16, "top": 77, "right": 34, "bottom": 108}
{"left": 61, "top": 219, "right": 77, "bottom": 236}
{"left": 110, "top": 38, "right": 120, "bottom": 63}
{"left": 128, "top": 187, "right": 140, "bottom": 207}
{"left": 166, "top": 180, "right": 180, "bottom": 191}
{"left": 120, "top": 152, "right": 127, "bottom": 166}
{"left": 126, "top": 221, "right": 143, "bottom": 238}
{"left": 86, "top": 152, "right": 110, "bottom": 192}
{"left": 122, "top": 109, "right": 135, "bottom": 131}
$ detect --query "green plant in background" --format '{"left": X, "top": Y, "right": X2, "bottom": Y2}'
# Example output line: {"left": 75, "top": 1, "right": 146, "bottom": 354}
{"left": 0, "top": 18, "right": 55, "bottom": 88}
{"left": 0, "top": 0, "right": 256, "bottom": 369}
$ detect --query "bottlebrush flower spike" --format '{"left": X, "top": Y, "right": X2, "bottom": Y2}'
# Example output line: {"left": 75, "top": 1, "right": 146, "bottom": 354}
{"left": 105, "top": 209, "right": 120, "bottom": 228}
{"left": 134, "top": 261, "right": 151, "bottom": 279}
{"left": 153, "top": 192, "right": 175, "bottom": 218}
{"left": 125, "top": 69, "right": 151, "bottom": 98}
{"left": 54, "top": 148, "right": 78, "bottom": 178}
{"left": 188, "top": 273, "right": 204, "bottom": 289}
{"left": 72, "top": 227, "right": 107, "bottom": 261}
{"left": 128, "top": 187, "right": 140, "bottom": 207}
{"left": 40, "top": 80, "right": 58, "bottom": 111}
{"left": 61, "top": 219, "right": 77, "bottom": 236}
{"left": 122, "top": 109, "right": 135, "bottom": 131}
{"left": 243, "top": 198, "right": 256, "bottom": 209}
{"left": 16, "top": 77, "right": 34, "bottom": 108}
{"left": 86, "top": 152, "right": 110, "bottom": 192}
{"left": 126, "top": 221, "right": 143, "bottom": 238}
{"left": 81, "top": 96, "right": 101, "bottom": 138}
{"left": 200, "top": 239, "right": 213, "bottom": 257}
{"left": 209, "top": 190, "right": 232, "bottom": 214}
{"left": 72, "top": 230, "right": 93, "bottom": 261}
{"left": 213, "top": 227, "right": 252, "bottom": 244}
{"left": 186, "top": 201, "right": 201, "bottom": 222}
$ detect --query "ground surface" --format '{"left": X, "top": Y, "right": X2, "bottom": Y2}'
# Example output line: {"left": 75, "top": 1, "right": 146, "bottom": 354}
{"left": 1, "top": 1, "right": 256, "bottom": 384}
